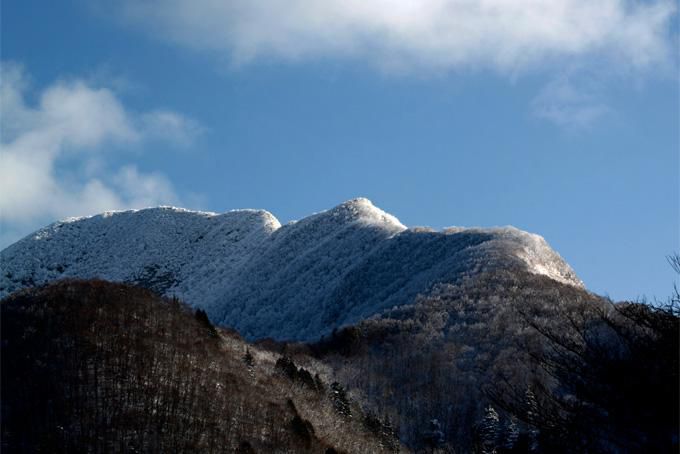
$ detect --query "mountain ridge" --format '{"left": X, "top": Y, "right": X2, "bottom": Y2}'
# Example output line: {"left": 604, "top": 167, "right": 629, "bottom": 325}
{"left": 0, "top": 198, "right": 582, "bottom": 340}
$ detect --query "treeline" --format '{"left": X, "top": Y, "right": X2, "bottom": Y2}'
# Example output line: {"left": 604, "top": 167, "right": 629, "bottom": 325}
{"left": 311, "top": 269, "right": 679, "bottom": 453}
{"left": 1, "top": 280, "right": 400, "bottom": 453}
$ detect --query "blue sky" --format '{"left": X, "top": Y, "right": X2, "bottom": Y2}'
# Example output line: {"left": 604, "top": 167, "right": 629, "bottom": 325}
{"left": 1, "top": 0, "right": 678, "bottom": 301}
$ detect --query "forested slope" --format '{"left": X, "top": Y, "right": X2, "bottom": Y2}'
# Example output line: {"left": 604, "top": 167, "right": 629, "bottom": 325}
{"left": 308, "top": 270, "right": 679, "bottom": 453}
{"left": 3, "top": 272, "right": 676, "bottom": 453}
{"left": 1, "top": 280, "right": 402, "bottom": 453}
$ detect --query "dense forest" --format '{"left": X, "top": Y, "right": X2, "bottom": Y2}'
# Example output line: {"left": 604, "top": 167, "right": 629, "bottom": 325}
{"left": 1, "top": 264, "right": 678, "bottom": 453}
{"left": 1, "top": 280, "right": 401, "bottom": 453}
{"left": 306, "top": 269, "right": 678, "bottom": 452}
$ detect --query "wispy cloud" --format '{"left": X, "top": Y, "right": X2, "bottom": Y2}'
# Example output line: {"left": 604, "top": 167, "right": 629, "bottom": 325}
{"left": 0, "top": 62, "right": 202, "bottom": 247}
{"left": 141, "top": 110, "right": 205, "bottom": 147}
{"left": 532, "top": 75, "right": 612, "bottom": 129}
{"left": 116, "top": 0, "right": 676, "bottom": 73}
{"left": 109, "top": 0, "right": 676, "bottom": 131}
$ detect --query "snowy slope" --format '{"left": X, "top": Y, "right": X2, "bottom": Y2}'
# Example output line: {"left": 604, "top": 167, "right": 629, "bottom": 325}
{"left": 0, "top": 207, "right": 280, "bottom": 308}
{"left": 0, "top": 198, "right": 583, "bottom": 340}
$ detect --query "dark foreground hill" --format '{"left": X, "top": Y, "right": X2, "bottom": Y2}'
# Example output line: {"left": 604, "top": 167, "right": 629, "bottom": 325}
{"left": 1, "top": 280, "right": 402, "bottom": 453}
{"left": 306, "top": 270, "right": 679, "bottom": 453}
{"left": 2, "top": 275, "right": 677, "bottom": 453}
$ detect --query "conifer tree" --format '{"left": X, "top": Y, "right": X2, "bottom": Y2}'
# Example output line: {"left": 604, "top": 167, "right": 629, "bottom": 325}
{"left": 504, "top": 417, "right": 520, "bottom": 451}
{"left": 330, "top": 382, "right": 352, "bottom": 418}
{"left": 243, "top": 348, "right": 255, "bottom": 377}
{"left": 479, "top": 405, "right": 500, "bottom": 454}
{"left": 525, "top": 388, "right": 540, "bottom": 453}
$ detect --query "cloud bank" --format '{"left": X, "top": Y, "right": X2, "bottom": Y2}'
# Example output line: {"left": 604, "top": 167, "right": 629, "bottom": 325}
{"left": 119, "top": 0, "right": 676, "bottom": 72}
{"left": 0, "top": 62, "right": 200, "bottom": 246}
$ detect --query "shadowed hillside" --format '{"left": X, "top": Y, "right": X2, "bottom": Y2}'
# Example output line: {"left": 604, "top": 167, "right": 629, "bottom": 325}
{"left": 2, "top": 272, "right": 676, "bottom": 453}
{"left": 1, "top": 280, "right": 402, "bottom": 453}
{"left": 308, "top": 270, "right": 679, "bottom": 453}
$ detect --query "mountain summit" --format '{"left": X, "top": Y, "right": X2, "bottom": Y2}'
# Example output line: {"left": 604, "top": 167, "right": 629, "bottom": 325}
{"left": 0, "top": 198, "right": 582, "bottom": 340}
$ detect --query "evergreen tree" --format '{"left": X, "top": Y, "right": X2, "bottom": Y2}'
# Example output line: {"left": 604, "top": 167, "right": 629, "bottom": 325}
{"left": 275, "top": 355, "right": 298, "bottom": 380}
{"left": 524, "top": 388, "right": 540, "bottom": 453}
{"left": 243, "top": 348, "right": 255, "bottom": 377}
{"left": 479, "top": 405, "right": 500, "bottom": 454}
{"left": 330, "top": 382, "right": 352, "bottom": 418}
{"left": 194, "top": 308, "right": 217, "bottom": 336}
{"left": 504, "top": 417, "right": 520, "bottom": 451}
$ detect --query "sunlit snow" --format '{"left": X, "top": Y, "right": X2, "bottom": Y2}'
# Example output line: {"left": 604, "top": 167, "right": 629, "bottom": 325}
{"left": 0, "top": 198, "right": 582, "bottom": 340}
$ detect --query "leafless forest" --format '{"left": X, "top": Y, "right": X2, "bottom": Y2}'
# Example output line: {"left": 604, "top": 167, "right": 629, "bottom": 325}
{"left": 2, "top": 266, "right": 678, "bottom": 453}
{"left": 1, "top": 281, "right": 400, "bottom": 453}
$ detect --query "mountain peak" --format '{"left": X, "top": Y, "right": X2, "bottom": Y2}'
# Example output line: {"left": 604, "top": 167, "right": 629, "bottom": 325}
{"left": 1, "top": 200, "right": 583, "bottom": 340}
{"left": 325, "top": 197, "right": 406, "bottom": 231}
{"left": 339, "top": 196, "right": 373, "bottom": 208}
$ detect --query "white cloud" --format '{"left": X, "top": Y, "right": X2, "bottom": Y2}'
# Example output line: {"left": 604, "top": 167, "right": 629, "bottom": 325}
{"left": 110, "top": 0, "right": 676, "bottom": 130}
{"left": 532, "top": 75, "right": 611, "bottom": 129}
{"left": 117, "top": 0, "right": 676, "bottom": 73}
{"left": 0, "top": 62, "right": 201, "bottom": 247}
{"left": 141, "top": 110, "right": 205, "bottom": 147}
{"left": 112, "top": 165, "right": 179, "bottom": 208}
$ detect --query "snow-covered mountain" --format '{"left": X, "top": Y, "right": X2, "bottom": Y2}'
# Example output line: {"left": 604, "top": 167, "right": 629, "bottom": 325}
{"left": 0, "top": 198, "right": 582, "bottom": 340}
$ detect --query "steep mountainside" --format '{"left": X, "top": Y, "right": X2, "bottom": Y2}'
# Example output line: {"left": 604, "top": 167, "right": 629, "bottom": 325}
{"left": 0, "top": 198, "right": 582, "bottom": 340}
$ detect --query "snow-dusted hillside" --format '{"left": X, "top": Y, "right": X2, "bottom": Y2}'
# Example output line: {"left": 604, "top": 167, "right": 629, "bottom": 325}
{"left": 0, "top": 198, "right": 582, "bottom": 340}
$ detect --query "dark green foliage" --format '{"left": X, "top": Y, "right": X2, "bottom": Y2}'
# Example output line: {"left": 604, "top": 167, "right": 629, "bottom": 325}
{"left": 194, "top": 307, "right": 217, "bottom": 337}
{"left": 476, "top": 406, "right": 500, "bottom": 453}
{"left": 275, "top": 356, "right": 322, "bottom": 391}
{"left": 275, "top": 355, "right": 299, "bottom": 380}
{"left": 242, "top": 348, "right": 255, "bottom": 379}
{"left": 243, "top": 348, "right": 255, "bottom": 367}
{"left": 296, "top": 367, "right": 317, "bottom": 390}
{"left": 288, "top": 399, "right": 316, "bottom": 447}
